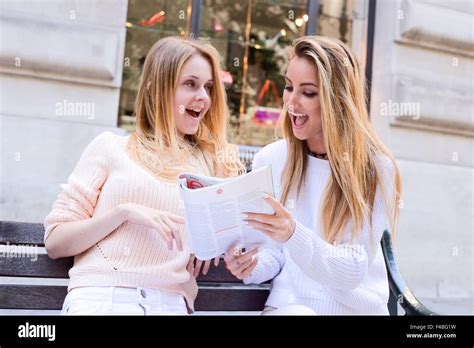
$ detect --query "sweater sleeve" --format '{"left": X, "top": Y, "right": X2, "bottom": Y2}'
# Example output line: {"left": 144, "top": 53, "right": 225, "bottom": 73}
{"left": 283, "top": 157, "right": 396, "bottom": 291}
{"left": 243, "top": 147, "right": 285, "bottom": 284}
{"left": 43, "top": 132, "right": 112, "bottom": 242}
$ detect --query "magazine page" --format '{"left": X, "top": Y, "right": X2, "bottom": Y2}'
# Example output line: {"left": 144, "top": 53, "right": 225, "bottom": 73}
{"left": 178, "top": 166, "right": 275, "bottom": 259}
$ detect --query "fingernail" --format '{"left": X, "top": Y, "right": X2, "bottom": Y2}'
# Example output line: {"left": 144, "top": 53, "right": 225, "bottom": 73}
{"left": 261, "top": 193, "right": 270, "bottom": 199}
{"left": 240, "top": 213, "right": 248, "bottom": 219}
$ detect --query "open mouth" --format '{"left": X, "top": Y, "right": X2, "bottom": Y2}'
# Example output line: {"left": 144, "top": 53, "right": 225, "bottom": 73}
{"left": 185, "top": 107, "right": 202, "bottom": 119}
{"left": 289, "top": 111, "right": 309, "bottom": 128}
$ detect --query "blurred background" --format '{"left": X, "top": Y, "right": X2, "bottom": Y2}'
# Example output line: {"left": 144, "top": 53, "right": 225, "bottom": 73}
{"left": 0, "top": 0, "right": 472, "bottom": 314}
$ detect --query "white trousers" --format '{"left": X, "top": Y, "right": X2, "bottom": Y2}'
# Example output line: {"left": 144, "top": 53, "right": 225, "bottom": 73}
{"left": 262, "top": 305, "right": 317, "bottom": 315}
{"left": 61, "top": 286, "right": 188, "bottom": 315}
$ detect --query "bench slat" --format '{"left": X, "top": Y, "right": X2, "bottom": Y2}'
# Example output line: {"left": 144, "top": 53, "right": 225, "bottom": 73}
{"left": 1, "top": 221, "right": 45, "bottom": 246}
{"left": 0, "top": 253, "right": 244, "bottom": 282}
{"left": 0, "top": 254, "right": 73, "bottom": 278}
{"left": 196, "top": 263, "right": 245, "bottom": 283}
{"left": 195, "top": 288, "right": 268, "bottom": 311}
{"left": 0, "top": 285, "right": 67, "bottom": 310}
{"left": 0, "top": 285, "right": 268, "bottom": 311}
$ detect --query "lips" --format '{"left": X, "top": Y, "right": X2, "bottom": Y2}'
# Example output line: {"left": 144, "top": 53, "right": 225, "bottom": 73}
{"left": 185, "top": 107, "right": 202, "bottom": 119}
{"left": 289, "top": 111, "right": 309, "bottom": 129}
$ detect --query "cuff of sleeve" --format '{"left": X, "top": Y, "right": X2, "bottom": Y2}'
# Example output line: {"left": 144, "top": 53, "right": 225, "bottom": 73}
{"left": 243, "top": 252, "right": 272, "bottom": 284}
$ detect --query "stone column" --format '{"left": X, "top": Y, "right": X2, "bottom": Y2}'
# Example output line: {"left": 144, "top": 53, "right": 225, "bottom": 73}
{"left": 370, "top": 0, "right": 473, "bottom": 313}
{"left": 0, "top": 0, "right": 128, "bottom": 222}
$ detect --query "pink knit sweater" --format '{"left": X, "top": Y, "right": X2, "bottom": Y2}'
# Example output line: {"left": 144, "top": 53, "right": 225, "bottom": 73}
{"left": 44, "top": 132, "right": 212, "bottom": 311}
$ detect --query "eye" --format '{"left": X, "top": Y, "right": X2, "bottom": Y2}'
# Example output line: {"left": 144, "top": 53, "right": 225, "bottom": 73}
{"left": 185, "top": 80, "right": 195, "bottom": 87}
{"left": 204, "top": 83, "right": 213, "bottom": 91}
{"left": 284, "top": 86, "right": 293, "bottom": 92}
{"left": 303, "top": 92, "right": 318, "bottom": 98}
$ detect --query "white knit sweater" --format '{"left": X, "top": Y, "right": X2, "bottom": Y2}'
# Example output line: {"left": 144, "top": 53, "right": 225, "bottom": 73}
{"left": 244, "top": 140, "right": 395, "bottom": 315}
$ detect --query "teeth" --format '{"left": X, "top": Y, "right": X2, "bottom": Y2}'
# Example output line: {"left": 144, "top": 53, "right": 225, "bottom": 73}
{"left": 188, "top": 107, "right": 202, "bottom": 112}
{"left": 289, "top": 111, "right": 307, "bottom": 117}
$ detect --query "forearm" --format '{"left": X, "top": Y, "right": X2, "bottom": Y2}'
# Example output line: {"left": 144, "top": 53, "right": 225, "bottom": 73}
{"left": 45, "top": 204, "right": 128, "bottom": 259}
{"left": 244, "top": 248, "right": 284, "bottom": 284}
{"left": 284, "top": 221, "right": 369, "bottom": 290}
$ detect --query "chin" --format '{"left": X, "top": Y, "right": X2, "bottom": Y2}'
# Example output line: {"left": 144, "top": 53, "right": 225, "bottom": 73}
{"left": 182, "top": 127, "right": 199, "bottom": 136}
{"left": 292, "top": 130, "right": 308, "bottom": 141}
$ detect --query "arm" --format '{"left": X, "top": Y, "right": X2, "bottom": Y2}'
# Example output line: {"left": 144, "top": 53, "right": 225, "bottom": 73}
{"left": 283, "top": 159, "right": 396, "bottom": 291}
{"left": 223, "top": 245, "right": 285, "bottom": 284}
{"left": 243, "top": 246, "right": 285, "bottom": 284}
{"left": 245, "top": 158, "right": 397, "bottom": 291}
{"left": 243, "top": 148, "right": 285, "bottom": 284}
{"left": 44, "top": 133, "right": 111, "bottom": 259}
{"left": 44, "top": 133, "right": 184, "bottom": 259}
{"left": 45, "top": 205, "right": 128, "bottom": 259}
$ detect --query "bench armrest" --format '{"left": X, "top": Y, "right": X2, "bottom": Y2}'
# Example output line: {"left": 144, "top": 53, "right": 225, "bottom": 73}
{"left": 381, "top": 230, "right": 437, "bottom": 316}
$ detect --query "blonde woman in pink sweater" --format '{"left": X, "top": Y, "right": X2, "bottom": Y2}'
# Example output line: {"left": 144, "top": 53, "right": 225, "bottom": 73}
{"left": 44, "top": 37, "right": 243, "bottom": 315}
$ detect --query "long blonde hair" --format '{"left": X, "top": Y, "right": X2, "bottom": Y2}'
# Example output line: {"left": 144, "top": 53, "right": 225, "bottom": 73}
{"left": 127, "top": 36, "right": 244, "bottom": 180}
{"left": 279, "top": 36, "right": 401, "bottom": 245}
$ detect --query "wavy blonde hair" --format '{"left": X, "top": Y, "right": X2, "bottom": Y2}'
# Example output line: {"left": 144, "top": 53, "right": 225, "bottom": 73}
{"left": 127, "top": 36, "right": 245, "bottom": 180}
{"left": 279, "top": 36, "right": 402, "bottom": 245}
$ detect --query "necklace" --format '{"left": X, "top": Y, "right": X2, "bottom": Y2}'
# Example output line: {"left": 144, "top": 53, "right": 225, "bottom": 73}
{"left": 309, "top": 151, "right": 328, "bottom": 160}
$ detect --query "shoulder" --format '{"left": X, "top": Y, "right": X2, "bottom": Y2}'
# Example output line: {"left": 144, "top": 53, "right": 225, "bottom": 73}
{"left": 85, "top": 131, "right": 127, "bottom": 151}
{"left": 91, "top": 131, "right": 126, "bottom": 145}
{"left": 79, "top": 131, "right": 128, "bottom": 166}
{"left": 373, "top": 153, "right": 398, "bottom": 190}
{"left": 374, "top": 153, "right": 396, "bottom": 174}
{"left": 254, "top": 139, "right": 288, "bottom": 164}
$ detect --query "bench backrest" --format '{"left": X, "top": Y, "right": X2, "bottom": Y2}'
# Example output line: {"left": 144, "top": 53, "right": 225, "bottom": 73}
{"left": 0, "top": 221, "right": 269, "bottom": 312}
{"left": 2, "top": 145, "right": 418, "bottom": 314}
{"left": 0, "top": 221, "right": 402, "bottom": 313}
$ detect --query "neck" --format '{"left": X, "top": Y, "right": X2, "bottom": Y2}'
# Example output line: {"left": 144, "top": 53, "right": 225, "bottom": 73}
{"left": 305, "top": 135, "right": 326, "bottom": 155}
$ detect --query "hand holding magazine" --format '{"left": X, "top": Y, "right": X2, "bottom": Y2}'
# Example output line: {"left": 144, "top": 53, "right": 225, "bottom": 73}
{"left": 178, "top": 166, "right": 276, "bottom": 260}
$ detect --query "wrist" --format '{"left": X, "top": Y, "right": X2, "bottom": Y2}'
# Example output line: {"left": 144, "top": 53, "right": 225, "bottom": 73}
{"left": 285, "top": 218, "right": 297, "bottom": 242}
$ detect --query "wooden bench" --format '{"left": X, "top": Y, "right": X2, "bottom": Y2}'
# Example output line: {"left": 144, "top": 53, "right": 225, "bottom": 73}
{"left": 0, "top": 221, "right": 435, "bottom": 315}
{"left": 0, "top": 145, "right": 436, "bottom": 315}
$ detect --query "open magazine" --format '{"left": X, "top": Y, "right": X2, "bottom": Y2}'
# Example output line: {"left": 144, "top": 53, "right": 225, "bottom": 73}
{"left": 178, "top": 165, "right": 276, "bottom": 260}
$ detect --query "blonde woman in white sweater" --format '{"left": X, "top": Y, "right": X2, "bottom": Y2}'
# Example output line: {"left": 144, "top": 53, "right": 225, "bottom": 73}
{"left": 44, "top": 37, "right": 243, "bottom": 315}
{"left": 224, "top": 36, "right": 401, "bottom": 315}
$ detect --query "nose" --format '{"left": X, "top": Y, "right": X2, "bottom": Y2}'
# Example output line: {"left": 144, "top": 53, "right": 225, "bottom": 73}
{"left": 285, "top": 91, "right": 299, "bottom": 113}
{"left": 195, "top": 86, "right": 210, "bottom": 101}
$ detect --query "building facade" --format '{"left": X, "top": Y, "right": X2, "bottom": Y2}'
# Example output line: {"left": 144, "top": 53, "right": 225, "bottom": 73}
{"left": 0, "top": 0, "right": 472, "bottom": 314}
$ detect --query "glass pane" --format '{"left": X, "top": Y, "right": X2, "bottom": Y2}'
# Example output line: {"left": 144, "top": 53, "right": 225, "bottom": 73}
{"left": 119, "top": 0, "right": 190, "bottom": 131}
{"left": 199, "top": 0, "right": 310, "bottom": 145}
{"left": 318, "top": 0, "right": 354, "bottom": 46}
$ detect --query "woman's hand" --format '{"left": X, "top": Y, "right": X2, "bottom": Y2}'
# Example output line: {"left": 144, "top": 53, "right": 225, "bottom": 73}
{"left": 120, "top": 203, "right": 185, "bottom": 251}
{"left": 223, "top": 246, "right": 259, "bottom": 280}
{"left": 242, "top": 194, "right": 296, "bottom": 243}
{"left": 187, "top": 254, "right": 220, "bottom": 277}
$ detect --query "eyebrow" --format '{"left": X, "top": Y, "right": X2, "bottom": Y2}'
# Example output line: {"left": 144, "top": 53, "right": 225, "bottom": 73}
{"left": 284, "top": 76, "right": 318, "bottom": 87}
{"left": 185, "top": 75, "right": 213, "bottom": 82}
